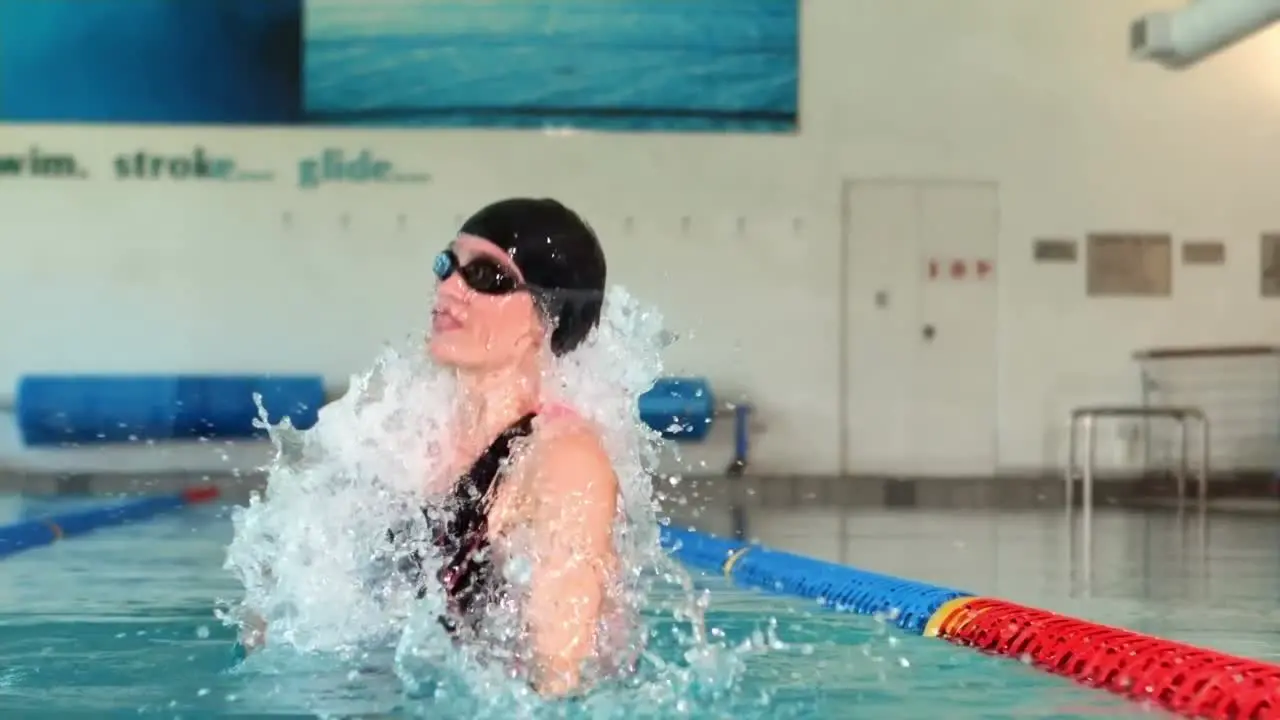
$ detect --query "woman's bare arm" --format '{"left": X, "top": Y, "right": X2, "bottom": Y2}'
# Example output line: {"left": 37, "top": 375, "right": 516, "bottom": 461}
{"left": 521, "top": 428, "right": 618, "bottom": 696}
{"left": 239, "top": 610, "right": 267, "bottom": 653}
{"left": 237, "top": 563, "right": 274, "bottom": 655}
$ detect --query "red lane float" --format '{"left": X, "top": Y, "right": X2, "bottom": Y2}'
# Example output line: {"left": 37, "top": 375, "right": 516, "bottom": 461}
{"left": 930, "top": 597, "right": 1280, "bottom": 719}
{"left": 182, "top": 485, "right": 221, "bottom": 504}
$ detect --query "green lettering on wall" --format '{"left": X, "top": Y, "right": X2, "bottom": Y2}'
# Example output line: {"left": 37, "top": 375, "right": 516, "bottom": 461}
{"left": 297, "top": 148, "right": 431, "bottom": 190}
{"left": 112, "top": 148, "right": 274, "bottom": 182}
{"left": 0, "top": 147, "right": 87, "bottom": 179}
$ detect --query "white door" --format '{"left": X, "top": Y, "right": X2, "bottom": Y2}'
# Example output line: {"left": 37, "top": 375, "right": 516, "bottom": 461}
{"left": 842, "top": 181, "right": 919, "bottom": 473}
{"left": 842, "top": 179, "right": 999, "bottom": 476}
{"left": 910, "top": 181, "right": 999, "bottom": 475}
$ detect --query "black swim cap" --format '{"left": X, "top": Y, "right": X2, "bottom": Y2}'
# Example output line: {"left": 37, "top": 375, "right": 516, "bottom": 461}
{"left": 458, "top": 198, "right": 606, "bottom": 355}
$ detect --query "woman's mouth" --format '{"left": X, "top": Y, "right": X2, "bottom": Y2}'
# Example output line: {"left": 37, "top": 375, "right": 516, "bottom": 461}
{"left": 432, "top": 309, "right": 463, "bottom": 332}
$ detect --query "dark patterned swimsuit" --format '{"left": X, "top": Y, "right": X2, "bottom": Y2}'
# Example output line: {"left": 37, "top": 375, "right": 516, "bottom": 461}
{"left": 389, "top": 413, "right": 536, "bottom": 635}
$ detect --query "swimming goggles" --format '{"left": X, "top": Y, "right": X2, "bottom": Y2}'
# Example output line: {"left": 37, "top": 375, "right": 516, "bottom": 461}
{"left": 433, "top": 249, "right": 525, "bottom": 296}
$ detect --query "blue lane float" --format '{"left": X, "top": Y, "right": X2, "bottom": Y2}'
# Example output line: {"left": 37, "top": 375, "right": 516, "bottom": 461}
{"left": 15, "top": 374, "right": 325, "bottom": 446}
{"left": 0, "top": 486, "right": 219, "bottom": 559}
{"left": 659, "top": 524, "right": 972, "bottom": 634}
{"left": 639, "top": 377, "right": 716, "bottom": 441}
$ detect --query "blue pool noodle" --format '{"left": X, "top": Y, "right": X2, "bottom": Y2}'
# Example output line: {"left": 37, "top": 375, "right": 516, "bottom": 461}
{"left": 16, "top": 374, "right": 717, "bottom": 445}
{"left": 638, "top": 376, "right": 716, "bottom": 441}
{"left": 15, "top": 374, "right": 326, "bottom": 446}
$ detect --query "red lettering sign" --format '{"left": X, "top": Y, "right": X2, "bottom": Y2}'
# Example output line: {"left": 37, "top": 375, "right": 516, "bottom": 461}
{"left": 976, "top": 259, "right": 993, "bottom": 279}
{"left": 949, "top": 259, "right": 967, "bottom": 279}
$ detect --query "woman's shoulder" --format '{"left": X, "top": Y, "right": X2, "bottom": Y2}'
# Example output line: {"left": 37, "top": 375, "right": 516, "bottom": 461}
{"left": 523, "top": 405, "right": 615, "bottom": 494}
{"left": 533, "top": 402, "right": 598, "bottom": 442}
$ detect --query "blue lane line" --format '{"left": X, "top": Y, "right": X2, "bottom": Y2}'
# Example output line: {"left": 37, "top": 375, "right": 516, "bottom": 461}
{"left": 0, "top": 487, "right": 219, "bottom": 559}
{"left": 659, "top": 524, "right": 973, "bottom": 635}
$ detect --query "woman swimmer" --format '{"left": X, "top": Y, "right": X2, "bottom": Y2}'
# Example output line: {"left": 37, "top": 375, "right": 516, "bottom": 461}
{"left": 240, "top": 198, "right": 629, "bottom": 698}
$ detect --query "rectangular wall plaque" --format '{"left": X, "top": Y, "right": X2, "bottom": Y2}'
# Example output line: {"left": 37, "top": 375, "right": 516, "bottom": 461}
{"left": 1033, "top": 237, "right": 1077, "bottom": 263}
{"left": 1086, "top": 233, "right": 1172, "bottom": 297}
{"left": 1261, "top": 234, "right": 1280, "bottom": 297}
{"left": 1181, "top": 240, "right": 1225, "bottom": 266}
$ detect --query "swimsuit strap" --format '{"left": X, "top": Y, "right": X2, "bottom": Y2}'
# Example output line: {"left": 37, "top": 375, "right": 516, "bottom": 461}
{"left": 434, "top": 412, "right": 538, "bottom": 621}
{"left": 446, "top": 412, "right": 538, "bottom": 538}
{"left": 537, "top": 401, "right": 578, "bottom": 422}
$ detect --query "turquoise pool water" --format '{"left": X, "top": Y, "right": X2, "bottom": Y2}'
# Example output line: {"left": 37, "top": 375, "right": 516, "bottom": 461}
{"left": 0, "top": 498, "right": 1220, "bottom": 718}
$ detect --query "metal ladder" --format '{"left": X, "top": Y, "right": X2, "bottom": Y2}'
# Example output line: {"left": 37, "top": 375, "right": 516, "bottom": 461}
{"left": 1064, "top": 405, "right": 1210, "bottom": 593}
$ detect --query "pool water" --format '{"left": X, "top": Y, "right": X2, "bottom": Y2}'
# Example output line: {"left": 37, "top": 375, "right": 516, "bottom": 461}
{"left": 0, "top": 498, "right": 1243, "bottom": 718}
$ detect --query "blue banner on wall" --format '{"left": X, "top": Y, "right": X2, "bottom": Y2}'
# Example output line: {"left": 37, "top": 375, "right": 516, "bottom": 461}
{"left": 0, "top": 0, "right": 305, "bottom": 125}
{"left": 0, "top": 0, "right": 798, "bottom": 134}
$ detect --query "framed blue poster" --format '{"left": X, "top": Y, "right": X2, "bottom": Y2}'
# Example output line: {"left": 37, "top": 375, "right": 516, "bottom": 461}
{"left": 0, "top": 0, "right": 797, "bottom": 133}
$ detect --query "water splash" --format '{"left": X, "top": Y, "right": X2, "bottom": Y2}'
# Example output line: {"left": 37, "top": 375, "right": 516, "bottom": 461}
{"left": 223, "top": 345, "right": 452, "bottom": 653}
{"left": 221, "top": 286, "right": 756, "bottom": 716}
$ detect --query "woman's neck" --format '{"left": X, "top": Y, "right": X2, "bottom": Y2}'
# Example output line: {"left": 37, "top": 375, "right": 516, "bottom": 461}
{"left": 453, "top": 363, "right": 541, "bottom": 452}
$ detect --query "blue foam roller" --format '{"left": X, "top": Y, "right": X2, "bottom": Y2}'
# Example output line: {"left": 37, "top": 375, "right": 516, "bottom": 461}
{"left": 251, "top": 376, "right": 324, "bottom": 430}
{"left": 16, "top": 374, "right": 326, "bottom": 446}
{"left": 639, "top": 377, "right": 716, "bottom": 441}
{"left": 196, "top": 376, "right": 261, "bottom": 438}
{"left": 16, "top": 375, "right": 181, "bottom": 445}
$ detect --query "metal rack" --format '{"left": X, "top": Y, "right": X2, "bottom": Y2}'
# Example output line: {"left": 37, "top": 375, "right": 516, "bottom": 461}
{"left": 1065, "top": 404, "right": 1209, "bottom": 594}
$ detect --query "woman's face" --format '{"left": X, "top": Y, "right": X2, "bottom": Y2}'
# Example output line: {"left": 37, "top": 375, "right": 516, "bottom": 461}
{"left": 428, "top": 233, "right": 545, "bottom": 370}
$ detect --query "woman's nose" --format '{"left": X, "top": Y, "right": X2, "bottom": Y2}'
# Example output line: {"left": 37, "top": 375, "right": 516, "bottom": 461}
{"left": 437, "top": 272, "right": 470, "bottom": 301}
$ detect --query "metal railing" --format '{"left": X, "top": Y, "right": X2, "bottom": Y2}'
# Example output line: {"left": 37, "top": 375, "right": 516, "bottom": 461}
{"left": 714, "top": 402, "right": 762, "bottom": 540}
{"left": 1065, "top": 405, "right": 1210, "bottom": 594}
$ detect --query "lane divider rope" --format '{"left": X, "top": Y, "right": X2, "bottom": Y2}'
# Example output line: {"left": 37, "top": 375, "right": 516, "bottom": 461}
{"left": 0, "top": 486, "right": 220, "bottom": 559}
{"left": 660, "top": 523, "right": 1280, "bottom": 719}
{"left": 42, "top": 520, "right": 63, "bottom": 541}
{"left": 721, "top": 546, "right": 752, "bottom": 579}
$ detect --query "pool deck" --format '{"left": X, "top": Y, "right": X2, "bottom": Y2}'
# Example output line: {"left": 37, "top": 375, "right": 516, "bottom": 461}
{"left": 1, "top": 469, "right": 1278, "bottom": 513}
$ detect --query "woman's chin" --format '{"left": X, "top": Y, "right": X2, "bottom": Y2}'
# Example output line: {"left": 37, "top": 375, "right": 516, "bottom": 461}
{"left": 427, "top": 336, "right": 463, "bottom": 366}
{"left": 429, "top": 336, "right": 484, "bottom": 369}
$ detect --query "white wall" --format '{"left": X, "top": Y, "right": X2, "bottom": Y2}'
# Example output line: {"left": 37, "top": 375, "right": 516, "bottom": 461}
{"left": 2, "top": 0, "right": 1279, "bottom": 477}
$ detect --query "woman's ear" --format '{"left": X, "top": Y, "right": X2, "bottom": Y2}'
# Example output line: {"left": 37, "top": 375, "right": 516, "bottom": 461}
{"left": 516, "top": 298, "right": 552, "bottom": 356}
